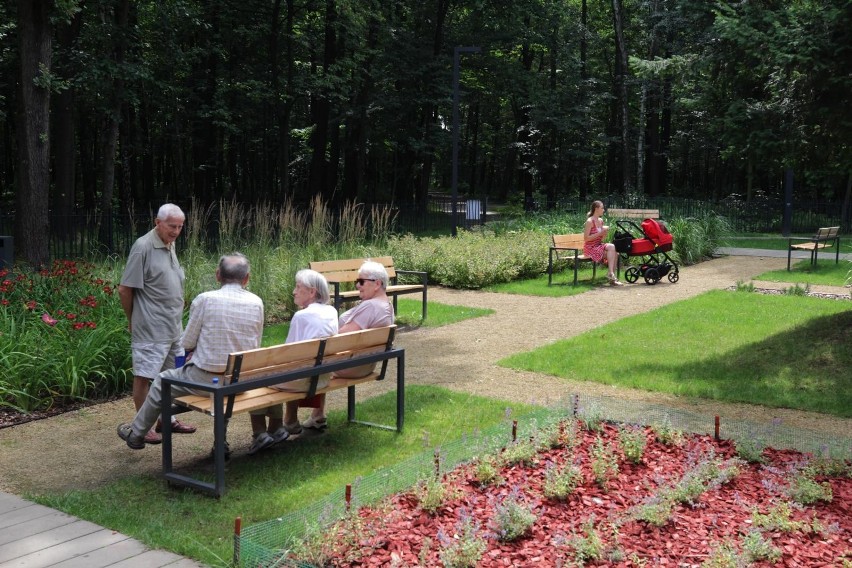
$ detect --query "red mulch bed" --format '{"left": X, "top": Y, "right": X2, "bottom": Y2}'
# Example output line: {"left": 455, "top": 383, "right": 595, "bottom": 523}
{"left": 307, "top": 422, "right": 851, "bottom": 567}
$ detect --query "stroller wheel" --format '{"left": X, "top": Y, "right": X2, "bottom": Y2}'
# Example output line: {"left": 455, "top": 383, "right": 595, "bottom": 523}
{"left": 644, "top": 267, "right": 660, "bottom": 285}
{"left": 625, "top": 267, "right": 640, "bottom": 284}
{"left": 668, "top": 270, "right": 680, "bottom": 283}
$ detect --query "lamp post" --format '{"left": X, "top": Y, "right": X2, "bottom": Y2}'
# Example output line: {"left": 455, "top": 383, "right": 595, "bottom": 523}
{"left": 451, "top": 46, "right": 481, "bottom": 237}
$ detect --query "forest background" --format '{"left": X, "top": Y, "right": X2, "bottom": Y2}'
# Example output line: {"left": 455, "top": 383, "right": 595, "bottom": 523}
{"left": 2, "top": 0, "right": 851, "bottom": 267}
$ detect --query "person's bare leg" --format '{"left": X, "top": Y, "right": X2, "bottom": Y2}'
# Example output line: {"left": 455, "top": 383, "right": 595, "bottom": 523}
{"left": 310, "top": 394, "right": 326, "bottom": 421}
{"left": 250, "top": 415, "right": 268, "bottom": 436}
{"left": 284, "top": 401, "right": 299, "bottom": 426}
{"left": 132, "top": 376, "right": 150, "bottom": 411}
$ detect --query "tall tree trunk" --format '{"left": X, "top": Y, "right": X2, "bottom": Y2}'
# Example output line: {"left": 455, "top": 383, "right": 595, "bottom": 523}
{"left": 308, "top": 0, "right": 338, "bottom": 203}
{"left": 15, "top": 0, "right": 52, "bottom": 268}
{"left": 612, "top": 0, "right": 631, "bottom": 194}
{"left": 99, "top": 0, "right": 130, "bottom": 250}
{"left": 841, "top": 171, "right": 851, "bottom": 232}
{"left": 579, "top": 0, "right": 590, "bottom": 199}
{"left": 53, "top": 9, "right": 83, "bottom": 239}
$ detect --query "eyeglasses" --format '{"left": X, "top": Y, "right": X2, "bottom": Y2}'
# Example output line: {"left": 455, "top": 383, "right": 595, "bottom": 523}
{"left": 355, "top": 278, "right": 377, "bottom": 286}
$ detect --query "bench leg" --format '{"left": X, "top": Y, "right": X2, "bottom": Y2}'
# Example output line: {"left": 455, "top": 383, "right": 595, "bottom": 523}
{"left": 421, "top": 288, "right": 427, "bottom": 320}
{"left": 573, "top": 252, "right": 579, "bottom": 286}
{"left": 787, "top": 247, "right": 792, "bottom": 271}
{"left": 548, "top": 249, "right": 554, "bottom": 286}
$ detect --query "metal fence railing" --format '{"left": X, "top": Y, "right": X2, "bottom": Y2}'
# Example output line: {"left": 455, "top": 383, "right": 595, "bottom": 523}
{"left": 0, "top": 196, "right": 844, "bottom": 262}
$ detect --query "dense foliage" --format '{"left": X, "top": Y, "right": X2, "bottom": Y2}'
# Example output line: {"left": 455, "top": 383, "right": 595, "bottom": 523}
{"left": 2, "top": 1, "right": 850, "bottom": 268}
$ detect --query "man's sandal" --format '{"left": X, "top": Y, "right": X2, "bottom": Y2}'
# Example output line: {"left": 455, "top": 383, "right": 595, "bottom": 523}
{"left": 155, "top": 418, "right": 197, "bottom": 434}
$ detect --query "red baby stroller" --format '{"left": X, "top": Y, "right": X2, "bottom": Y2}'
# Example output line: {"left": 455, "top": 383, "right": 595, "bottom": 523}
{"left": 612, "top": 218, "right": 679, "bottom": 285}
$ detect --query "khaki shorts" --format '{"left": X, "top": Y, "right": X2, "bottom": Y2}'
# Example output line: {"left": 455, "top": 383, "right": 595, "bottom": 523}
{"left": 132, "top": 340, "right": 183, "bottom": 379}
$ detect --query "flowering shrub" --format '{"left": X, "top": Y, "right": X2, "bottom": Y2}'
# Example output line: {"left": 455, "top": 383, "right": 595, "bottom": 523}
{"left": 0, "top": 260, "right": 130, "bottom": 412}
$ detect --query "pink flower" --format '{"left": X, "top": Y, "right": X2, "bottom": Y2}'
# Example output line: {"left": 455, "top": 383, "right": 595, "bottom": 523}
{"left": 41, "top": 313, "right": 58, "bottom": 326}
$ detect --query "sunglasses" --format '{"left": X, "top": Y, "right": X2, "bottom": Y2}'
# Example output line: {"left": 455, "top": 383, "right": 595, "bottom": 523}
{"left": 355, "top": 278, "right": 377, "bottom": 286}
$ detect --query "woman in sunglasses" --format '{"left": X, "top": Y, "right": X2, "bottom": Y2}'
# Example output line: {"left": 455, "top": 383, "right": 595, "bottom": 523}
{"left": 297, "top": 260, "right": 395, "bottom": 432}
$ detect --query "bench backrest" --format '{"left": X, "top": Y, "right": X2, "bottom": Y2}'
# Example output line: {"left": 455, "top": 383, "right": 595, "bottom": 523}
{"left": 608, "top": 208, "right": 659, "bottom": 220}
{"left": 310, "top": 256, "right": 399, "bottom": 283}
{"left": 552, "top": 233, "right": 585, "bottom": 250}
{"left": 223, "top": 325, "right": 396, "bottom": 384}
{"left": 814, "top": 226, "right": 839, "bottom": 241}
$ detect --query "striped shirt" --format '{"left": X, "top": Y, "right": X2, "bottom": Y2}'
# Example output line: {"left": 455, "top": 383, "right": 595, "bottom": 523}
{"left": 181, "top": 283, "right": 264, "bottom": 374}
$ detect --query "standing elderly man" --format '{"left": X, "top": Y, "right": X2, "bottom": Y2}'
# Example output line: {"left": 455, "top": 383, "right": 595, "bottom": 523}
{"left": 118, "top": 203, "right": 195, "bottom": 444}
{"left": 118, "top": 252, "right": 264, "bottom": 450}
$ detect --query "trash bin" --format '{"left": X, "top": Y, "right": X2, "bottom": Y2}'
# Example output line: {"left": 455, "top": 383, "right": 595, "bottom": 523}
{"left": 0, "top": 236, "right": 13, "bottom": 269}
{"left": 465, "top": 200, "right": 482, "bottom": 222}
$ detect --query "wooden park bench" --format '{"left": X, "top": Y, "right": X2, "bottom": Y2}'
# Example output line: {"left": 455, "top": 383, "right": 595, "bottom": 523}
{"left": 548, "top": 233, "right": 600, "bottom": 286}
{"left": 159, "top": 325, "right": 404, "bottom": 497}
{"left": 607, "top": 208, "right": 660, "bottom": 220}
{"left": 310, "top": 256, "right": 428, "bottom": 319}
{"left": 787, "top": 226, "right": 841, "bottom": 271}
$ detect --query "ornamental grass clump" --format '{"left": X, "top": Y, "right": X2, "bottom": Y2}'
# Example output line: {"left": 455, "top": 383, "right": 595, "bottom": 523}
{"left": 416, "top": 476, "right": 452, "bottom": 514}
{"left": 740, "top": 529, "right": 782, "bottom": 563}
{"left": 0, "top": 260, "right": 129, "bottom": 411}
{"left": 490, "top": 487, "right": 537, "bottom": 542}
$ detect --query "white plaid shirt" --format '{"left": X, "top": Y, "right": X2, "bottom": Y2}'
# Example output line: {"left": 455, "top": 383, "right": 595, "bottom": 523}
{"left": 181, "top": 283, "right": 264, "bottom": 373}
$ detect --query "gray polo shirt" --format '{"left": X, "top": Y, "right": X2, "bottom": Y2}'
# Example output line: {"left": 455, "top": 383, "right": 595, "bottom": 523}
{"left": 120, "top": 228, "right": 185, "bottom": 343}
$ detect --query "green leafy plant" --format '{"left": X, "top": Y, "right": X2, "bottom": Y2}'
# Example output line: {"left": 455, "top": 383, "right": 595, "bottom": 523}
{"left": 543, "top": 462, "right": 583, "bottom": 500}
{"left": 751, "top": 501, "right": 806, "bottom": 532}
{"left": 652, "top": 415, "right": 684, "bottom": 446}
{"left": 782, "top": 282, "right": 810, "bottom": 296}
{"left": 416, "top": 476, "right": 452, "bottom": 514}
{"left": 741, "top": 529, "right": 781, "bottom": 563}
{"left": 590, "top": 436, "right": 619, "bottom": 490}
{"left": 490, "top": 487, "right": 537, "bottom": 542}
{"left": 701, "top": 540, "right": 741, "bottom": 568}
{"left": 472, "top": 454, "right": 502, "bottom": 486}
{"left": 500, "top": 438, "right": 538, "bottom": 467}
{"left": 735, "top": 435, "right": 767, "bottom": 464}
{"left": 567, "top": 516, "right": 605, "bottom": 566}
{"left": 578, "top": 403, "right": 605, "bottom": 432}
{"left": 618, "top": 425, "right": 647, "bottom": 464}
{"left": 438, "top": 512, "right": 488, "bottom": 568}
{"left": 734, "top": 279, "right": 755, "bottom": 292}
{"left": 785, "top": 467, "right": 833, "bottom": 505}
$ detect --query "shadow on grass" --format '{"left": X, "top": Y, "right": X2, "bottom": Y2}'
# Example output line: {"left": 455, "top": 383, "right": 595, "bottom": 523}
{"left": 620, "top": 310, "right": 852, "bottom": 416}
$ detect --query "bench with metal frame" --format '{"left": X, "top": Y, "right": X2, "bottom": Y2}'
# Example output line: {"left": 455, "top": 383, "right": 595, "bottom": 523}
{"left": 159, "top": 325, "right": 404, "bottom": 497}
{"left": 548, "top": 233, "right": 603, "bottom": 286}
{"left": 787, "top": 226, "right": 841, "bottom": 271}
{"left": 310, "top": 256, "right": 428, "bottom": 320}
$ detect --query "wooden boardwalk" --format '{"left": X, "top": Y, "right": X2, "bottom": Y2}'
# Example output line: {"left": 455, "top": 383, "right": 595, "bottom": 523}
{"left": 0, "top": 492, "right": 207, "bottom": 568}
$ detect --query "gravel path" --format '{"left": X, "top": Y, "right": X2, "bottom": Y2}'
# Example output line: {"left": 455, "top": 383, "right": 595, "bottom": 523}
{"left": 0, "top": 254, "right": 849, "bottom": 495}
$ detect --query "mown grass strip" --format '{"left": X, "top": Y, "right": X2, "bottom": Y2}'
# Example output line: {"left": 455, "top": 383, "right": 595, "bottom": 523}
{"left": 499, "top": 290, "right": 852, "bottom": 417}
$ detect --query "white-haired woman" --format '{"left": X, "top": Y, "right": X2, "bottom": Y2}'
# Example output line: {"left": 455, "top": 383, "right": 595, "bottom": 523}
{"left": 288, "top": 260, "right": 395, "bottom": 433}
{"left": 247, "top": 269, "right": 337, "bottom": 454}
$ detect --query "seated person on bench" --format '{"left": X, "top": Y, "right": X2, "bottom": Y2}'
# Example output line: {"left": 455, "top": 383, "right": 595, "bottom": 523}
{"left": 288, "top": 260, "right": 395, "bottom": 433}
{"left": 246, "top": 269, "right": 338, "bottom": 454}
{"left": 117, "top": 253, "right": 264, "bottom": 450}
{"left": 584, "top": 200, "right": 623, "bottom": 286}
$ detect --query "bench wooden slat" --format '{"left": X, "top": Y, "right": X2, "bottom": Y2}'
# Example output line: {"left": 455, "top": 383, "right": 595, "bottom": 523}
{"left": 608, "top": 208, "right": 660, "bottom": 219}
{"left": 548, "top": 233, "right": 600, "bottom": 286}
{"left": 310, "top": 256, "right": 428, "bottom": 320}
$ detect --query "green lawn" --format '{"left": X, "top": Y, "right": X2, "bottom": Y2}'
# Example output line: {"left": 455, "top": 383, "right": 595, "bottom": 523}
{"left": 35, "top": 386, "right": 529, "bottom": 566}
{"left": 485, "top": 268, "right": 605, "bottom": 297}
{"left": 723, "top": 234, "right": 852, "bottom": 253}
{"left": 755, "top": 259, "right": 852, "bottom": 287}
{"left": 499, "top": 290, "right": 852, "bottom": 417}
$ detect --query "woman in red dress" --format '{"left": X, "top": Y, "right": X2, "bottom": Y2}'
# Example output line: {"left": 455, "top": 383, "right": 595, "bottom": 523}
{"left": 583, "top": 200, "right": 623, "bottom": 286}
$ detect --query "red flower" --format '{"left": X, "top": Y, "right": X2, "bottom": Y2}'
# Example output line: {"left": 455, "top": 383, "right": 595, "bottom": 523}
{"left": 103, "top": 286, "right": 113, "bottom": 295}
{"left": 66, "top": 313, "right": 77, "bottom": 320}
{"left": 86, "top": 321, "right": 96, "bottom": 329}
{"left": 72, "top": 322, "right": 85, "bottom": 330}
{"left": 41, "top": 313, "right": 58, "bottom": 326}
{"left": 25, "top": 300, "right": 37, "bottom": 310}
{"left": 1, "top": 299, "right": 8, "bottom": 306}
